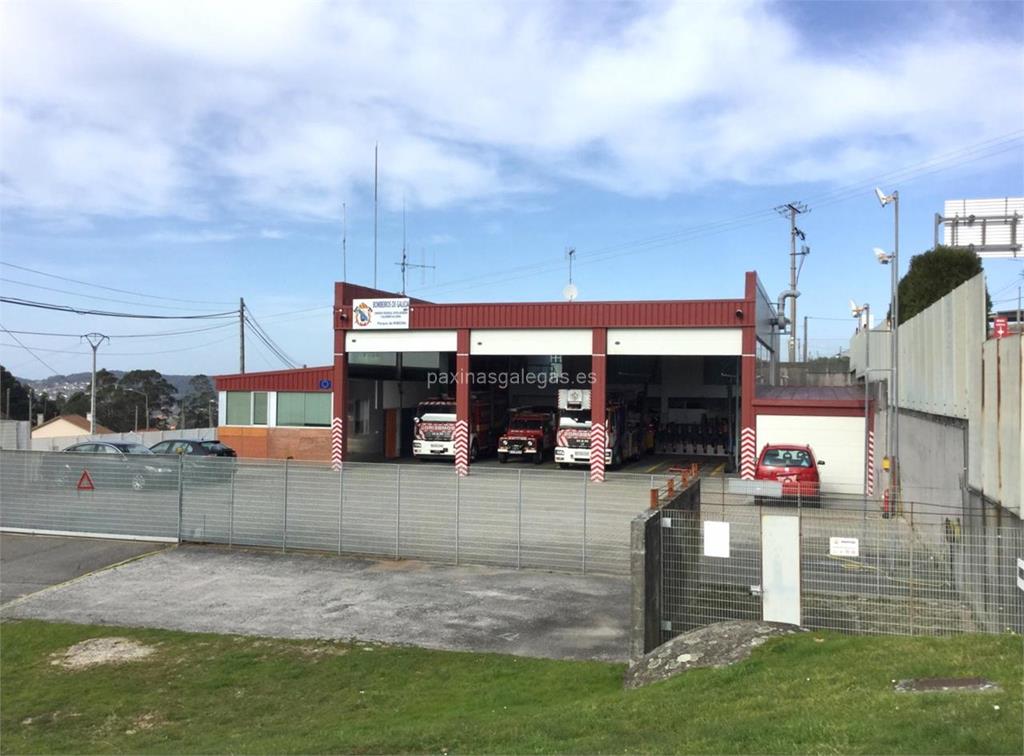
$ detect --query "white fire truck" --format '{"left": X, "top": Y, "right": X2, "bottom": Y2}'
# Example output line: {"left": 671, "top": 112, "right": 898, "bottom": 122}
{"left": 554, "top": 388, "right": 641, "bottom": 469}
{"left": 412, "top": 394, "right": 506, "bottom": 461}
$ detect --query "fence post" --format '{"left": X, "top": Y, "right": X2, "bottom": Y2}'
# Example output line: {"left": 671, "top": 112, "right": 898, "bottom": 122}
{"left": 337, "top": 463, "right": 344, "bottom": 556}
{"left": 516, "top": 469, "right": 522, "bottom": 569}
{"left": 909, "top": 500, "right": 915, "bottom": 635}
{"left": 176, "top": 454, "right": 184, "bottom": 543}
{"left": 395, "top": 465, "right": 401, "bottom": 560}
{"left": 282, "top": 459, "right": 289, "bottom": 553}
{"left": 228, "top": 463, "right": 235, "bottom": 548}
{"left": 582, "top": 471, "right": 588, "bottom": 574}
{"left": 455, "top": 471, "right": 460, "bottom": 566}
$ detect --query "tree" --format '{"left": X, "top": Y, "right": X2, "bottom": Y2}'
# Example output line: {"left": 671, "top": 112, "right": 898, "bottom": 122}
{"left": 118, "top": 369, "right": 178, "bottom": 430}
{"left": 897, "top": 246, "right": 989, "bottom": 324}
{"left": 182, "top": 374, "right": 217, "bottom": 429}
{"left": 0, "top": 366, "right": 31, "bottom": 420}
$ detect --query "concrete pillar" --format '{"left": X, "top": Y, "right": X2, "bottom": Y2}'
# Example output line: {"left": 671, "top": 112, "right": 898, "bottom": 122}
{"left": 740, "top": 272, "right": 757, "bottom": 480}
{"left": 454, "top": 329, "right": 471, "bottom": 477}
{"left": 590, "top": 327, "right": 607, "bottom": 482}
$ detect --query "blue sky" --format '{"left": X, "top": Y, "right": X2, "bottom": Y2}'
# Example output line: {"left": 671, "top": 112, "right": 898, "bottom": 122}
{"left": 2, "top": 0, "right": 1022, "bottom": 379}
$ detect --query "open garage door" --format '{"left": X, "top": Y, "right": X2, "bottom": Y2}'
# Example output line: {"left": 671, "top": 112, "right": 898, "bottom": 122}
{"left": 755, "top": 414, "right": 866, "bottom": 496}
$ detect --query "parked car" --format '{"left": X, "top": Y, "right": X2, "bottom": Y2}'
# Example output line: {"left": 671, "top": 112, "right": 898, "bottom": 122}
{"left": 46, "top": 441, "right": 177, "bottom": 492}
{"left": 754, "top": 443, "right": 824, "bottom": 506}
{"left": 150, "top": 439, "right": 236, "bottom": 457}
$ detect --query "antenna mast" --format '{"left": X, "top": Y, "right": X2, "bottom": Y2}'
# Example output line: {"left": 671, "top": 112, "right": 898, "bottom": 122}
{"left": 342, "top": 202, "right": 347, "bottom": 281}
{"left": 373, "top": 143, "right": 379, "bottom": 288}
{"left": 394, "top": 201, "right": 435, "bottom": 294}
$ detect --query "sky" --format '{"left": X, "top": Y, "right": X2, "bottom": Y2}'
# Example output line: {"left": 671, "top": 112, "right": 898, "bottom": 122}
{"left": 1, "top": 0, "right": 1022, "bottom": 380}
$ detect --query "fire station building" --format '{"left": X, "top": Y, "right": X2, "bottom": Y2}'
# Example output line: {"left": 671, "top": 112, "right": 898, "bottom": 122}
{"left": 215, "top": 271, "right": 872, "bottom": 490}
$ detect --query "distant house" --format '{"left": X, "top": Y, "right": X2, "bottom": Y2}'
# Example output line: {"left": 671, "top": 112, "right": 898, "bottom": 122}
{"left": 31, "top": 414, "right": 113, "bottom": 439}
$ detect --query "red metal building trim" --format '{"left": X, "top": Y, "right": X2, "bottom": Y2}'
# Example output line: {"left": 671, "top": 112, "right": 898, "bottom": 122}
{"left": 215, "top": 366, "right": 333, "bottom": 392}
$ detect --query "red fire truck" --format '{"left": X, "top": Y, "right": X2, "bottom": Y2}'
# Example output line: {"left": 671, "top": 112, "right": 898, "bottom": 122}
{"left": 497, "top": 407, "right": 557, "bottom": 464}
{"left": 412, "top": 394, "right": 507, "bottom": 461}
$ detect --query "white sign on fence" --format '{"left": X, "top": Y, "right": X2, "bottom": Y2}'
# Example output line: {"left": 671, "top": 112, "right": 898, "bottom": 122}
{"left": 829, "top": 537, "right": 860, "bottom": 557}
{"left": 352, "top": 298, "right": 410, "bottom": 330}
{"left": 703, "top": 521, "right": 730, "bottom": 558}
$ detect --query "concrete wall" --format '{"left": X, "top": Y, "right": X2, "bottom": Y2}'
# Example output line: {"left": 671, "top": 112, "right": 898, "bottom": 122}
{"left": 0, "top": 420, "right": 30, "bottom": 450}
{"left": 30, "top": 427, "right": 217, "bottom": 451}
{"left": 969, "top": 334, "right": 1022, "bottom": 516}
{"left": 898, "top": 411, "right": 967, "bottom": 510}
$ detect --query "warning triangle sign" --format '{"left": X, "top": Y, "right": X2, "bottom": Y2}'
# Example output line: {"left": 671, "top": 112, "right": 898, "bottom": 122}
{"left": 76, "top": 470, "right": 95, "bottom": 491}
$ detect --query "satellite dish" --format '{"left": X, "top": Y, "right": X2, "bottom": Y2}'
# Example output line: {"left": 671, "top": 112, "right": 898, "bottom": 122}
{"left": 563, "top": 283, "right": 578, "bottom": 302}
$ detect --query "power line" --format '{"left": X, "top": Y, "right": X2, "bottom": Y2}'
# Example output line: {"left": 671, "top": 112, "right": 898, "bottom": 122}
{"left": 414, "top": 132, "right": 1024, "bottom": 298}
{"left": 1, "top": 331, "right": 240, "bottom": 357}
{"left": 0, "top": 296, "right": 237, "bottom": 319}
{"left": 0, "top": 261, "right": 235, "bottom": 305}
{"left": 1, "top": 277, "right": 227, "bottom": 312}
{"left": 0, "top": 323, "right": 62, "bottom": 375}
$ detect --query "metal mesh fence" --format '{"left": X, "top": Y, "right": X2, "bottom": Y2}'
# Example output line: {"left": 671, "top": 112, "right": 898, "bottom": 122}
{"left": 0, "top": 449, "right": 179, "bottom": 540}
{"left": 659, "top": 480, "right": 1024, "bottom": 643}
{"left": 0, "top": 450, "right": 658, "bottom": 575}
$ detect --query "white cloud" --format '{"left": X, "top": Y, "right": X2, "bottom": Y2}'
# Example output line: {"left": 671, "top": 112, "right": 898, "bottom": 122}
{"left": 1, "top": 0, "right": 1021, "bottom": 224}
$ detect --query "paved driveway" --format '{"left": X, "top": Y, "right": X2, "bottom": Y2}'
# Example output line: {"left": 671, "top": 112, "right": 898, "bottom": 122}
{"left": 0, "top": 534, "right": 167, "bottom": 605}
{"left": 2, "top": 544, "right": 631, "bottom": 661}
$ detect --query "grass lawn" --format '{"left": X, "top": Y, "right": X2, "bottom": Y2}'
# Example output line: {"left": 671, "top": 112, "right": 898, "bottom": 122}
{"left": 1, "top": 619, "right": 1021, "bottom": 754}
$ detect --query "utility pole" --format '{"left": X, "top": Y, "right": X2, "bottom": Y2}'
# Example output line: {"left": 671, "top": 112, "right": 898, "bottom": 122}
{"left": 82, "top": 333, "right": 109, "bottom": 434}
{"left": 776, "top": 202, "right": 808, "bottom": 363}
{"left": 802, "top": 316, "right": 808, "bottom": 363}
{"left": 239, "top": 297, "right": 246, "bottom": 374}
{"left": 342, "top": 202, "right": 347, "bottom": 281}
{"left": 373, "top": 142, "right": 379, "bottom": 289}
{"left": 28, "top": 388, "right": 32, "bottom": 427}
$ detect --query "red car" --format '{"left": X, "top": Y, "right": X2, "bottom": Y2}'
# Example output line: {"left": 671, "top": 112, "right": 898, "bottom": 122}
{"left": 498, "top": 408, "right": 556, "bottom": 464}
{"left": 754, "top": 444, "right": 824, "bottom": 506}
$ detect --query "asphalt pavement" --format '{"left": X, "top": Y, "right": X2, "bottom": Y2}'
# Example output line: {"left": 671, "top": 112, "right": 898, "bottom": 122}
{"left": 2, "top": 543, "right": 632, "bottom": 661}
{"left": 0, "top": 533, "right": 167, "bottom": 605}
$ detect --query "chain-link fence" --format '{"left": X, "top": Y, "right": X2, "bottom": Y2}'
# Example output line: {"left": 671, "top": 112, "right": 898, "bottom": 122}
{"left": 655, "top": 480, "right": 1024, "bottom": 646}
{"left": 0, "top": 450, "right": 663, "bottom": 575}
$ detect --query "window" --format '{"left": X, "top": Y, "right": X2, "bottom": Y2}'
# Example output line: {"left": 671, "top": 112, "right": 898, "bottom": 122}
{"left": 253, "top": 392, "right": 268, "bottom": 425}
{"left": 277, "top": 392, "right": 331, "bottom": 427}
{"left": 226, "top": 391, "right": 252, "bottom": 425}
{"left": 761, "top": 448, "right": 812, "bottom": 468}
{"left": 352, "top": 399, "right": 370, "bottom": 434}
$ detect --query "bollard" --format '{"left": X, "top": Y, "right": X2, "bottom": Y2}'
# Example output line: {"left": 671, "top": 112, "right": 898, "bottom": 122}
{"left": 650, "top": 488, "right": 659, "bottom": 509}
{"left": 667, "top": 478, "right": 674, "bottom": 497}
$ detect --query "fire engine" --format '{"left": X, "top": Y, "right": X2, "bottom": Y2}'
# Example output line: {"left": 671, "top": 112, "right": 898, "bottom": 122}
{"left": 497, "top": 407, "right": 556, "bottom": 464}
{"left": 554, "top": 388, "right": 641, "bottom": 469}
{"left": 412, "top": 394, "right": 506, "bottom": 461}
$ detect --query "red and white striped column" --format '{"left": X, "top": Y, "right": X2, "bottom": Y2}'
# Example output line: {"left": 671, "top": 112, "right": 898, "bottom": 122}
{"left": 590, "top": 328, "right": 607, "bottom": 483}
{"left": 454, "top": 329, "right": 471, "bottom": 477}
{"left": 331, "top": 351, "right": 348, "bottom": 471}
{"left": 866, "top": 429, "right": 875, "bottom": 496}
{"left": 739, "top": 273, "right": 757, "bottom": 480}
{"left": 740, "top": 427, "right": 757, "bottom": 480}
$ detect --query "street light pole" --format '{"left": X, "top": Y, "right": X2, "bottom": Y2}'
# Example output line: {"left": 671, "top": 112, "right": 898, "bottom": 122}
{"left": 123, "top": 388, "right": 149, "bottom": 432}
{"left": 874, "top": 188, "right": 900, "bottom": 502}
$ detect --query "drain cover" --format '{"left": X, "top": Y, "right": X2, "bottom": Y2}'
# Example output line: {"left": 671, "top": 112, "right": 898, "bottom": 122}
{"left": 895, "top": 677, "right": 1000, "bottom": 693}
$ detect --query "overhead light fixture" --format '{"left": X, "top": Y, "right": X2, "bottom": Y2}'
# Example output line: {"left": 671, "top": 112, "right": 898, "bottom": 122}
{"left": 874, "top": 187, "right": 892, "bottom": 207}
{"left": 873, "top": 247, "right": 891, "bottom": 264}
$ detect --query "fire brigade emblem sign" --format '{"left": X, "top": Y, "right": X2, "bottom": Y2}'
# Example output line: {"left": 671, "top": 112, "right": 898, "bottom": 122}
{"left": 351, "top": 298, "right": 410, "bottom": 329}
{"left": 353, "top": 301, "right": 373, "bottom": 327}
